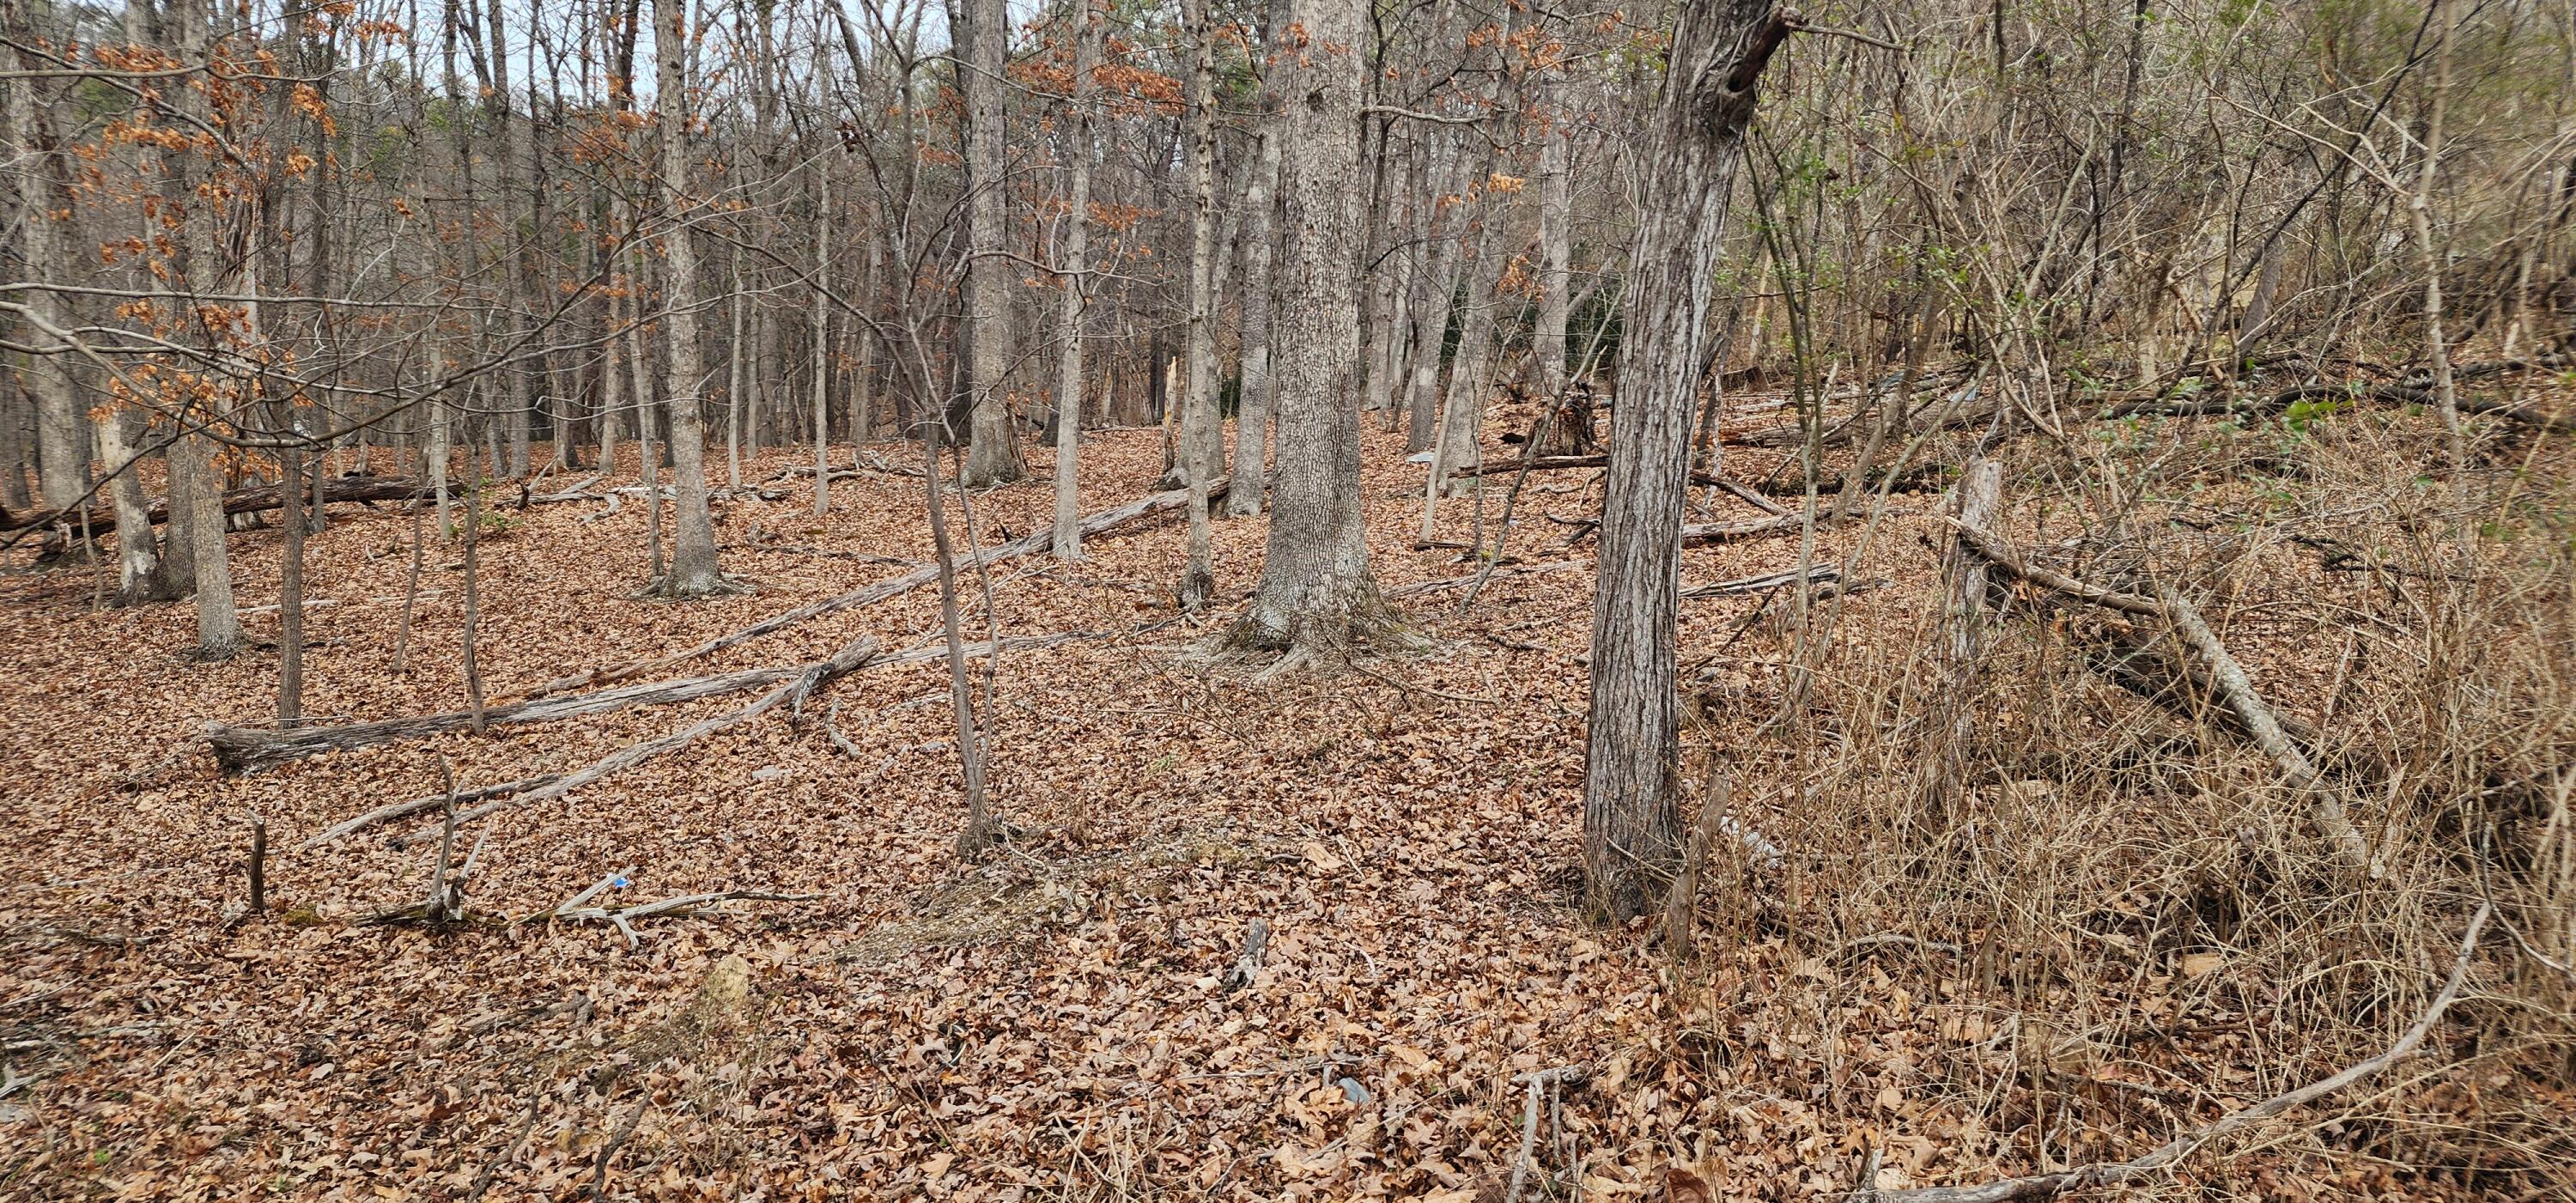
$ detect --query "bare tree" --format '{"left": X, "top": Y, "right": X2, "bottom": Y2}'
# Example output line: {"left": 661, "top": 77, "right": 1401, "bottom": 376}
{"left": 1582, "top": 0, "right": 1798, "bottom": 920}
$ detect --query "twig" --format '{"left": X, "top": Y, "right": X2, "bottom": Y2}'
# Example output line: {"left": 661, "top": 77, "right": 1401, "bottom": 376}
{"left": 550, "top": 890, "right": 816, "bottom": 947}
{"left": 1506, "top": 1066, "right": 1588, "bottom": 1203}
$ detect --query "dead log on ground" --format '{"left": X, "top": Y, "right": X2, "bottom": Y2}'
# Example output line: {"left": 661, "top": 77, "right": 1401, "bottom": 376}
{"left": 378, "top": 637, "right": 882, "bottom": 847}
{"left": 1950, "top": 521, "right": 2372, "bottom": 872}
{"left": 528, "top": 480, "right": 1222, "bottom": 699}
{"left": 207, "top": 662, "right": 819, "bottom": 773}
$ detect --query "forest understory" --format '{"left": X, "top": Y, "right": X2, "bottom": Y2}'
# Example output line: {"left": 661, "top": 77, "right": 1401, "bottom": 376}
{"left": 5, "top": 371, "right": 2574, "bottom": 1202}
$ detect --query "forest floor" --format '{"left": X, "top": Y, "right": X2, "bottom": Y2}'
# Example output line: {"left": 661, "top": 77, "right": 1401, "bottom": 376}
{"left": 3, "top": 392, "right": 2570, "bottom": 1201}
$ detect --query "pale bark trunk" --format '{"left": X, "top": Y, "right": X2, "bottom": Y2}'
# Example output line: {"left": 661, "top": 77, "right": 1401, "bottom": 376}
{"left": 958, "top": 0, "right": 1022, "bottom": 485}
{"left": 1228, "top": 0, "right": 1391, "bottom": 652}
{"left": 653, "top": 0, "right": 727, "bottom": 594}
{"left": 727, "top": 275, "right": 747, "bottom": 488}
{"left": 1534, "top": 94, "right": 1571, "bottom": 404}
{"left": 1404, "top": 138, "right": 1464, "bottom": 453}
{"left": 851, "top": 238, "right": 878, "bottom": 459}
{"left": 1583, "top": 0, "right": 1788, "bottom": 920}
{"left": 94, "top": 410, "right": 163, "bottom": 605}
{"left": 174, "top": 0, "right": 243, "bottom": 659}
{"left": 489, "top": 0, "right": 532, "bottom": 479}
{"left": 1225, "top": 118, "right": 1282, "bottom": 518}
{"left": 1176, "top": 0, "right": 1225, "bottom": 486}
{"left": 1053, "top": 0, "right": 1103, "bottom": 558}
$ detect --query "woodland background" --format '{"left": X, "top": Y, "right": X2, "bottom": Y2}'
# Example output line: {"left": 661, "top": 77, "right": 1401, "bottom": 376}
{"left": 3, "top": 0, "right": 2574, "bottom": 1197}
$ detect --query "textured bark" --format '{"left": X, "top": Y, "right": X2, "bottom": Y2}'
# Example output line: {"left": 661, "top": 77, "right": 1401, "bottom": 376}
{"left": 173, "top": 0, "right": 243, "bottom": 659}
{"left": 1533, "top": 83, "right": 1571, "bottom": 406}
{"left": 1225, "top": 118, "right": 1282, "bottom": 518}
{"left": 652, "top": 0, "right": 728, "bottom": 595}
{"left": 1054, "top": 2, "right": 1102, "bottom": 557}
{"left": 811, "top": 166, "right": 834, "bottom": 516}
{"left": 958, "top": 0, "right": 1023, "bottom": 486}
{"left": 1227, "top": 0, "right": 1392, "bottom": 653}
{"left": 1582, "top": 0, "right": 1788, "bottom": 920}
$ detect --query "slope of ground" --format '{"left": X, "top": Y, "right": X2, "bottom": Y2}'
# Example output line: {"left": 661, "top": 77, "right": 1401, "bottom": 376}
{"left": 3, "top": 394, "right": 2568, "bottom": 1201}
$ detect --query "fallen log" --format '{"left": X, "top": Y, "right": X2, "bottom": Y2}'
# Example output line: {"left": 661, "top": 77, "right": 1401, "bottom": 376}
{"left": 7, "top": 474, "right": 446, "bottom": 543}
{"left": 297, "top": 775, "right": 562, "bottom": 850}
{"left": 1680, "top": 515, "right": 1807, "bottom": 545}
{"left": 206, "top": 662, "right": 821, "bottom": 773}
{"left": 380, "top": 637, "right": 882, "bottom": 847}
{"left": 1949, "top": 521, "right": 2372, "bottom": 872}
{"left": 1450, "top": 453, "right": 1790, "bottom": 513}
{"left": 223, "top": 629, "right": 1103, "bottom": 775}
{"left": 527, "top": 480, "right": 1222, "bottom": 698}
{"left": 305, "top": 629, "right": 1103, "bottom": 847}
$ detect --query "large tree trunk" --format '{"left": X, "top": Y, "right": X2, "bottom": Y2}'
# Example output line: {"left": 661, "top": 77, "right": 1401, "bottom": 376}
{"left": 1227, "top": 0, "right": 1392, "bottom": 653}
{"left": 958, "top": 0, "right": 1022, "bottom": 485}
{"left": 1582, "top": 0, "right": 1795, "bottom": 920}
{"left": 652, "top": 0, "right": 729, "bottom": 595}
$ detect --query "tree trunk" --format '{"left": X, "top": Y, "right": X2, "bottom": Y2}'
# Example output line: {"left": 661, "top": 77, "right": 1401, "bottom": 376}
{"left": 1227, "top": 0, "right": 1392, "bottom": 653}
{"left": 5, "top": 0, "right": 85, "bottom": 515}
{"left": 958, "top": 0, "right": 1022, "bottom": 485}
{"left": 653, "top": 0, "right": 728, "bottom": 595}
{"left": 1404, "top": 137, "right": 1464, "bottom": 453}
{"left": 1176, "top": 0, "right": 1225, "bottom": 487}
{"left": 811, "top": 164, "right": 834, "bottom": 516}
{"left": 1054, "top": 0, "right": 1103, "bottom": 557}
{"left": 1225, "top": 61, "right": 1283, "bottom": 519}
{"left": 94, "top": 408, "right": 165, "bottom": 605}
{"left": 1582, "top": 0, "right": 1794, "bottom": 920}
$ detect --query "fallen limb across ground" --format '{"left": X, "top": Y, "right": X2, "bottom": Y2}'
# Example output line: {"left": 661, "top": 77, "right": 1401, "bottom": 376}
{"left": 207, "top": 663, "right": 825, "bottom": 772}
{"left": 1863, "top": 905, "right": 2491, "bottom": 1201}
{"left": 527, "top": 480, "right": 1223, "bottom": 699}
{"left": 306, "top": 630, "right": 1103, "bottom": 847}
{"left": 1948, "top": 519, "right": 2371, "bottom": 872}
{"left": 231, "top": 629, "right": 1105, "bottom": 775}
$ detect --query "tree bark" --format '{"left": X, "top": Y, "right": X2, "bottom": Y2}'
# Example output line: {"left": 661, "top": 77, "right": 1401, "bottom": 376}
{"left": 1582, "top": 0, "right": 1794, "bottom": 920}
{"left": 1054, "top": 0, "right": 1103, "bottom": 557}
{"left": 1227, "top": 0, "right": 1393, "bottom": 653}
{"left": 958, "top": 0, "right": 1023, "bottom": 485}
{"left": 1176, "top": 0, "right": 1226, "bottom": 487}
{"left": 1226, "top": 115, "right": 1282, "bottom": 518}
{"left": 652, "top": 0, "right": 728, "bottom": 594}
